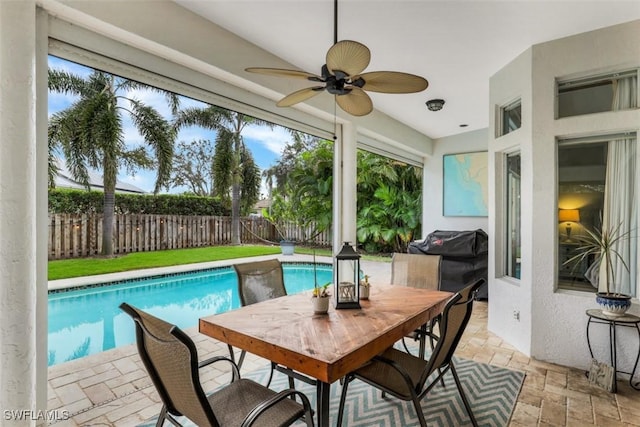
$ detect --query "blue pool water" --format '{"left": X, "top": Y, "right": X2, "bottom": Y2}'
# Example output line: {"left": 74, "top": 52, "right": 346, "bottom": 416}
{"left": 48, "top": 263, "right": 333, "bottom": 366}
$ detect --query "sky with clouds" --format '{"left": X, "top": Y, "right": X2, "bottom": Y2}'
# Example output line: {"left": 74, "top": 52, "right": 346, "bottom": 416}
{"left": 48, "top": 55, "right": 294, "bottom": 196}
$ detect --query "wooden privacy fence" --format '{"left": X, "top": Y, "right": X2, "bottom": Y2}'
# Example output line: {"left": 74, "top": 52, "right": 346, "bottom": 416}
{"left": 48, "top": 214, "right": 332, "bottom": 260}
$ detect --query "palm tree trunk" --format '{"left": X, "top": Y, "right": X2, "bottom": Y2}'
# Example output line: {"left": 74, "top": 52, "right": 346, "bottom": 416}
{"left": 231, "top": 130, "right": 242, "bottom": 245}
{"left": 102, "top": 191, "right": 115, "bottom": 256}
{"left": 231, "top": 180, "right": 241, "bottom": 245}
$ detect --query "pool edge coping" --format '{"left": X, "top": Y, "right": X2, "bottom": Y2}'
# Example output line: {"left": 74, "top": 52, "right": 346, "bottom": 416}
{"left": 48, "top": 253, "right": 334, "bottom": 293}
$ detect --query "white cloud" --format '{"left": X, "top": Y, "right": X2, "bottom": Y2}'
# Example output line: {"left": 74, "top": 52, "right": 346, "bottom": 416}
{"left": 177, "top": 127, "right": 217, "bottom": 144}
{"left": 120, "top": 118, "right": 145, "bottom": 149}
{"left": 48, "top": 56, "right": 93, "bottom": 77}
{"left": 242, "top": 124, "right": 292, "bottom": 156}
{"left": 125, "top": 87, "right": 173, "bottom": 118}
{"left": 119, "top": 170, "right": 155, "bottom": 193}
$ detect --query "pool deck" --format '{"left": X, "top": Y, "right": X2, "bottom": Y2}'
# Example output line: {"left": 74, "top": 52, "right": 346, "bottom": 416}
{"left": 46, "top": 255, "right": 640, "bottom": 426}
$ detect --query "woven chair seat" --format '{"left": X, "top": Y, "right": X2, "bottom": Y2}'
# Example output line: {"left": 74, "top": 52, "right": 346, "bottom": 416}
{"left": 120, "top": 302, "right": 314, "bottom": 427}
{"left": 354, "top": 348, "right": 427, "bottom": 400}
{"left": 209, "top": 378, "right": 306, "bottom": 427}
{"left": 231, "top": 259, "right": 316, "bottom": 390}
{"left": 391, "top": 253, "right": 443, "bottom": 358}
{"left": 337, "top": 279, "right": 485, "bottom": 427}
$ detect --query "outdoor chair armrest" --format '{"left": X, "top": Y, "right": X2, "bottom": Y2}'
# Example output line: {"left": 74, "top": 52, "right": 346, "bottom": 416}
{"left": 241, "top": 388, "right": 314, "bottom": 427}
{"left": 199, "top": 356, "right": 241, "bottom": 382}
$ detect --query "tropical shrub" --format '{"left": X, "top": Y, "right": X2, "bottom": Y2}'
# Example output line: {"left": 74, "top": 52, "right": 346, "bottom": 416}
{"left": 49, "top": 189, "right": 229, "bottom": 216}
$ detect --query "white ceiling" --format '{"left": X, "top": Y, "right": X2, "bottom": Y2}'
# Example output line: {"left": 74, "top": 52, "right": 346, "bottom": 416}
{"left": 175, "top": 1, "right": 640, "bottom": 140}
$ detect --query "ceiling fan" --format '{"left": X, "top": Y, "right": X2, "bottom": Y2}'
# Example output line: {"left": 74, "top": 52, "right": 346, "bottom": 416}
{"left": 245, "top": 0, "right": 428, "bottom": 117}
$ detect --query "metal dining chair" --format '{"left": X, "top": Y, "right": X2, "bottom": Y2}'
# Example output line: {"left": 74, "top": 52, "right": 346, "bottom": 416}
{"left": 231, "top": 259, "right": 313, "bottom": 390}
{"left": 336, "top": 279, "right": 485, "bottom": 427}
{"left": 120, "top": 302, "right": 314, "bottom": 427}
{"left": 391, "top": 252, "right": 443, "bottom": 357}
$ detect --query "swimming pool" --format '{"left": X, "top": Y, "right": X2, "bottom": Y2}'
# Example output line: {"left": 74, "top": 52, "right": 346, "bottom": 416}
{"left": 47, "top": 263, "right": 333, "bottom": 366}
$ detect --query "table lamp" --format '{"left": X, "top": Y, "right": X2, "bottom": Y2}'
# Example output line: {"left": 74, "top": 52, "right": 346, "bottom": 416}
{"left": 559, "top": 209, "right": 580, "bottom": 242}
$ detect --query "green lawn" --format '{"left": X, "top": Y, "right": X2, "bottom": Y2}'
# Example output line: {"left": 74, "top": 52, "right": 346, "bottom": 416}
{"left": 48, "top": 245, "right": 282, "bottom": 280}
{"left": 48, "top": 245, "right": 392, "bottom": 280}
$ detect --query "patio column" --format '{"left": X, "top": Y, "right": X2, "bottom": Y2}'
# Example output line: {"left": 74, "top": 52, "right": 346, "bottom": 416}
{"left": 333, "top": 122, "right": 358, "bottom": 252}
{"left": 0, "top": 0, "right": 40, "bottom": 423}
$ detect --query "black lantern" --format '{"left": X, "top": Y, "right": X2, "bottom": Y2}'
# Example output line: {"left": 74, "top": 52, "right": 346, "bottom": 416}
{"left": 334, "top": 242, "right": 361, "bottom": 309}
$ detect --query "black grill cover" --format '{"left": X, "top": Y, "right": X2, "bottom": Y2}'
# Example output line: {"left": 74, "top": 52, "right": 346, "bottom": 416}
{"left": 408, "top": 229, "right": 488, "bottom": 299}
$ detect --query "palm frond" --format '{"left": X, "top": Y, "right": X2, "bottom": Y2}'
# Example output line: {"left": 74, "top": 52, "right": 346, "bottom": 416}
{"left": 128, "top": 100, "right": 175, "bottom": 192}
{"left": 564, "top": 221, "right": 633, "bottom": 293}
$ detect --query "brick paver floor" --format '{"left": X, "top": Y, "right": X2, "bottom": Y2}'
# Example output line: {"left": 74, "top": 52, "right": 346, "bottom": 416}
{"left": 47, "top": 258, "right": 640, "bottom": 426}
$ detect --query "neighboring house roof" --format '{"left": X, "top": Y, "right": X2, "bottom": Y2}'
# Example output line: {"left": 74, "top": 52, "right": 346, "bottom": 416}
{"left": 54, "top": 160, "right": 147, "bottom": 194}
{"left": 254, "top": 198, "right": 272, "bottom": 210}
{"left": 251, "top": 198, "right": 272, "bottom": 216}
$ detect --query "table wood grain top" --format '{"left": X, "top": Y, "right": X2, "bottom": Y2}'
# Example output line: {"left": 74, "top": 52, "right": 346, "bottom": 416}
{"left": 199, "top": 284, "right": 452, "bottom": 383}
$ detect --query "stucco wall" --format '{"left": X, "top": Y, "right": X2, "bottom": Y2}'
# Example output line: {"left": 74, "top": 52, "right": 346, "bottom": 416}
{"left": 490, "top": 19, "right": 640, "bottom": 370}
{"left": 530, "top": 19, "right": 640, "bottom": 370}
{"left": 422, "top": 129, "right": 489, "bottom": 237}
{"left": 488, "top": 47, "right": 534, "bottom": 355}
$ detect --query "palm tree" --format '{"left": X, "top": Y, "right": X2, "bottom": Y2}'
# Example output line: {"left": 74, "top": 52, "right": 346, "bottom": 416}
{"left": 174, "top": 106, "right": 268, "bottom": 245}
{"left": 48, "top": 68, "right": 178, "bottom": 255}
{"left": 265, "top": 139, "right": 333, "bottom": 242}
{"left": 263, "top": 131, "right": 320, "bottom": 196}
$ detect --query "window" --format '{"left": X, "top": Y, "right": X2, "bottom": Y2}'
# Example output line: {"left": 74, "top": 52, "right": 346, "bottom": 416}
{"left": 557, "top": 134, "right": 637, "bottom": 297}
{"left": 557, "top": 70, "right": 638, "bottom": 118}
{"left": 499, "top": 99, "right": 521, "bottom": 137}
{"left": 505, "top": 153, "right": 521, "bottom": 279}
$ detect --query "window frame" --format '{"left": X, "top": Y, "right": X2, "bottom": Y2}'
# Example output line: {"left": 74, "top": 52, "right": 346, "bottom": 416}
{"left": 556, "top": 132, "right": 639, "bottom": 296}
{"left": 504, "top": 151, "right": 521, "bottom": 280}
{"left": 556, "top": 69, "right": 639, "bottom": 119}
{"left": 497, "top": 98, "right": 522, "bottom": 138}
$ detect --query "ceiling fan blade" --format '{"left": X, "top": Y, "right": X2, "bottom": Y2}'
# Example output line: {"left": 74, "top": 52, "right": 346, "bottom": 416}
{"left": 355, "top": 71, "right": 429, "bottom": 93}
{"left": 245, "top": 67, "right": 322, "bottom": 81}
{"left": 326, "top": 40, "right": 371, "bottom": 77}
{"left": 336, "top": 88, "right": 373, "bottom": 116}
{"left": 276, "top": 87, "right": 325, "bottom": 107}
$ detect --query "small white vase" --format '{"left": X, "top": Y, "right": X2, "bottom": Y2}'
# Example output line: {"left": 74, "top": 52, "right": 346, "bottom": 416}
{"left": 312, "top": 296, "right": 330, "bottom": 314}
{"left": 360, "top": 286, "right": 370, "bottom": 300}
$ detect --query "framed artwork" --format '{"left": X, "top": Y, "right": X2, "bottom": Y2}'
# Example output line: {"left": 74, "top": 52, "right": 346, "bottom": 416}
{"left": 443, "top": 151, "right": 489, "bottom": 217}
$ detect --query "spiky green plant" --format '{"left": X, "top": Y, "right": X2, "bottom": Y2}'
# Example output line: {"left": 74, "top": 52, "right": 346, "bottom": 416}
{"left": 564, "top": 221, "right": 632, "bottom": 295}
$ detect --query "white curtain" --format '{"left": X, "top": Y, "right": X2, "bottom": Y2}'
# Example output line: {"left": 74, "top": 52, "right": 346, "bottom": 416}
{"left": 601, "top": 75, "right": 638, "bottom": 296}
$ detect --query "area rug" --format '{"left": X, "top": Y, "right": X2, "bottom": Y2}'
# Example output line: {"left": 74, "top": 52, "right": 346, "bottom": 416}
{"left": 138, "top": 353, "right": 525, "bottom": 427}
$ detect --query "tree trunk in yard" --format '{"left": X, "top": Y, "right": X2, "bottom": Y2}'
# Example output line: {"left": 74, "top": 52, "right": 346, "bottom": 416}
{"left": 231, "top": 131, "right": 242, "bottom": 245}
{"left": 102, "top": 191, "right": 115, "bottom": 255}
{"left": 231, "top": 179, "right": 241, "bottom": 245}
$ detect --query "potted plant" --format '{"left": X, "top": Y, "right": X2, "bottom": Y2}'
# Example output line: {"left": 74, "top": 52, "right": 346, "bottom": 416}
{"left": 262, "top": 208, "right": 296, "bottom": 255}
{"left": 279, "top": 239, "right": 295, "bottom": 255}
{"left": 359, "top": 274, "right": 371, "bottom": 300}
{"left": 312, "top": 282, "right": 331, "bottom": 314}
{"left": 564, "top": 220, "right": 633, "bottom": 317}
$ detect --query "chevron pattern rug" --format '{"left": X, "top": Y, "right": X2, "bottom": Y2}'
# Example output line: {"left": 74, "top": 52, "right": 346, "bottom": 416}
{"left": 139, "top": 352, "right": 524, "bottom": 427}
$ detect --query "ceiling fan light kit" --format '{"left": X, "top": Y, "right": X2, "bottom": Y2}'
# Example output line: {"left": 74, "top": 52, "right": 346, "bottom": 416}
{"left": 245, "top": 0, "right": 428, "bottom": 116}
{"left": 426, "top": 99, "right": 445, "bottom": 111}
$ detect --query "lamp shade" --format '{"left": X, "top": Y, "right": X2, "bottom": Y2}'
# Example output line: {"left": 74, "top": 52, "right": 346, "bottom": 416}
{"left": 558, "top": 209, "right": 580, "bottom": 223}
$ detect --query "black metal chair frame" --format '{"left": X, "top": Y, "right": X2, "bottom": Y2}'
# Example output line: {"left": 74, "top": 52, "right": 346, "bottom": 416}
{"left": 120, "top": 302, "right": 314, "bottom": 427}
{"left": 230, "top": 259, "right": 318, "bottom": 391}
{"left": 391, "top": 253, "right": 443, "bottom": 359}
{"left": 336, "top": 279, "right": 485, "bottom": 427}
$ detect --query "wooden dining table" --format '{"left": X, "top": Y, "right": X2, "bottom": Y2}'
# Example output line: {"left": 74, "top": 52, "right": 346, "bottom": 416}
{"left": 199, "top": 284, "right": 452, "bottom": 427}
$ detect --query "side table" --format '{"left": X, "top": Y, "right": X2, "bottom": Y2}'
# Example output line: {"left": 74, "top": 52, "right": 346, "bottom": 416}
{"left": 586, "top": 309, "right": 640, "bottom": 393}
